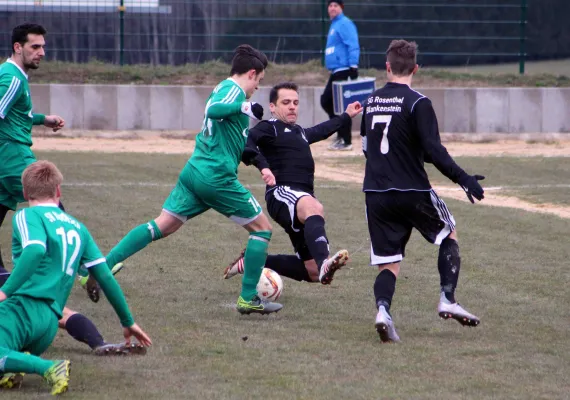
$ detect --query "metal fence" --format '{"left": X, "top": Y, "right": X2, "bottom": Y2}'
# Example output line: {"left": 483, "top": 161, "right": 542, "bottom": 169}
{"left": 0, "top": 0, "right": 528, "bottom": 72}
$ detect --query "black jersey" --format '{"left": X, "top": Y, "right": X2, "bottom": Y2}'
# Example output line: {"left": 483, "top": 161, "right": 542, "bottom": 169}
{"left": 242, "top": 113, "right": 352, "bottom": 193}
{"left": 361, "top": 82, "right": 467, "bottom": 192}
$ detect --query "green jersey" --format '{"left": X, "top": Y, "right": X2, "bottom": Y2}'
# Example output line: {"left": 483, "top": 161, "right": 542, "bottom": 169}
{"left": 189, "top": 78, "right": 248, "bottom": 180}
{"left": 0, "top": 59, "right": 45, "bottom": 146}
{"left": 10, "top": 204, "right": 106, "bottom": 317}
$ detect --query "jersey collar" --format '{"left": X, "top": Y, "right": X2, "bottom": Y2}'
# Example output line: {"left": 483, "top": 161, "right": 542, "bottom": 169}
{"left": 227, "top": 78, "right": 246, "bottom": 97}
{"left": 7, "top": 58, "right": 28, "bottom": 80}
{"left": 34, "top": 202, "right": 59, "bottom": 208}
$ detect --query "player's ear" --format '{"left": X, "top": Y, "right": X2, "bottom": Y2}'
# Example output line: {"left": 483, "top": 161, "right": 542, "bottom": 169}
{"left": 248, "top": 69, "right": 257, "bottom": 80}
{"left": 412, "top": 64, "right": 419, "bottom": 75}
{"left": 269, "top": 102, "right": 276, "bottom": 113}
{"left": 22, "top": 188, "right": 29, "bottom": 201}
{"left": 385, "top": 62, "right": 391, "bottom": 74}
{"left": 55, "top": 185, "right": 62, "bottom": 199}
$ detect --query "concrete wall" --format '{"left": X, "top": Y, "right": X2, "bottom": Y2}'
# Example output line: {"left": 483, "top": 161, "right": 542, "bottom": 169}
{"left": 30, "top": 84, "right": 570, "bottom": 133}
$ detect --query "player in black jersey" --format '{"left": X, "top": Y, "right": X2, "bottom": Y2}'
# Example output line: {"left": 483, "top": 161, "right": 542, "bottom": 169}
{"left": 361, "top": 40, "right": 484, "bottom": 342}
{"left": 224, "top": 82, "right": 362, "bottom": 285}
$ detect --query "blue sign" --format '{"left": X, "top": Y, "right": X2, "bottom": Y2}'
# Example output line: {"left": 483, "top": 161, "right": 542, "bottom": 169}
{"left": 332, "top": 77, "right": 376, "bottom": 115}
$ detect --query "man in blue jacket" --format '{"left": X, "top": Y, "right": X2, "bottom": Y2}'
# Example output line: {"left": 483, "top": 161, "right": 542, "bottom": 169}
{"left": 321, "top": 0, "right": 360, "bottom": 151}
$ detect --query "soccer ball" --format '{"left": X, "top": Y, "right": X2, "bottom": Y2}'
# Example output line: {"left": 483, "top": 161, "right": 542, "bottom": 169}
{"left": 257, "top": 268, "right": 283, "bottom": 301}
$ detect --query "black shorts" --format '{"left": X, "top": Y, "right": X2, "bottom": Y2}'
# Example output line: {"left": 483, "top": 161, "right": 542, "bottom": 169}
{"left": 265, "top": 185, "right": 314, "bottom": 261}
{"left": 365, "top": 189, "right": 456, "bottom": 265}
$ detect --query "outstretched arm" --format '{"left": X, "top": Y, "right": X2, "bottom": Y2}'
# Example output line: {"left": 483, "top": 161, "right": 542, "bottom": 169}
{"left": 415, "top": 99, "right": 484, "bottom": 202}
{"left": 305, "top": 101, "right": 362, "bottom": 144}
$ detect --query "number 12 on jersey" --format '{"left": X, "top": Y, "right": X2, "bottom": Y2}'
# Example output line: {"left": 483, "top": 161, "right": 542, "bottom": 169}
{"left": 371, "top": 115, "right": 392, "bottom": 154}
{"left": 56, "top": 227, "right": 81, "bottom": 276}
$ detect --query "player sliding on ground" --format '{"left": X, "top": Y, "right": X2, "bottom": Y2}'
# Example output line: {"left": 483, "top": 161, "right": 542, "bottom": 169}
{"left": 104, "top": 45, "right": 282, "bottom": 315}
{"left": 361, "top": 40, "right": 484, "bottom": 342}
{"left": 0, "top": 161, "right": 152, "bottom": 395}
{"left": 225, "top": 82, "right": 362, "bottom": 284}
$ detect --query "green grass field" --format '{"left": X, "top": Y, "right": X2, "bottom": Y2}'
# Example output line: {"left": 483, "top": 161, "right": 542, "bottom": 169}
{"left": 1, "top": 151, "right": 569, "bottom": 399}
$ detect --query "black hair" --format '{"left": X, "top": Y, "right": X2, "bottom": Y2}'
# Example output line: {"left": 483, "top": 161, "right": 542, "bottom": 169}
{"left": 269, "top": 82, "right": 299, "bottom": 104}
{"left": 12, "top": 23, "right": 47, "bottom": 53}
{"left": 230, "top": 44, "right": 268, "bottom": 76}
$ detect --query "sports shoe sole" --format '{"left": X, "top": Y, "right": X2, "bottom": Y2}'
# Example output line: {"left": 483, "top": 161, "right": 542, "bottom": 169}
{"left": 0, "top": 373, "right": 24, "bottom": 389}
{"left": 375, "top": 322, "right": 399, "bottom": 343}
{"left": 237, "top": 307, "right": 282, "bottom": 315}
{"left": 439, "top": 311, "right": 480, "bottom": 327}
{"left": 320, "top": 250, "right": 349, "bottom": 285}
{"left": 93, "top": 342, "right": 147, "bottom": 356}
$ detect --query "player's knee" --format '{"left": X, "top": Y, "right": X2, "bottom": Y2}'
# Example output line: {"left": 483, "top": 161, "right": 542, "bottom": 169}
{"left": 250, "top": 230, "right": 272, "bottom": 243}
{"left": 377, "top": 262, "right": 400, "bottom": 278}
{"left": 448, "top": 230, "right": 458, "bottom": 241}
{"left": 155, "top": 213, "right": 183, "bottom": 237}
{"left": 59, "top": 308, "right": 77, "bottom": 328}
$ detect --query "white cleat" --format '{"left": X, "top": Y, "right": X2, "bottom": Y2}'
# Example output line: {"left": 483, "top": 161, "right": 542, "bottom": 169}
{"left": 223, "top": 249, "right": 245, "bottom": 279}
{"left": 375, "top": 306, "right": 400, "bottom": 343}
{"left": 318, "top": 249, "right": 349, "bottom": 285}
{"left": 438, "top": 293, "right": 480, "bottom": 327}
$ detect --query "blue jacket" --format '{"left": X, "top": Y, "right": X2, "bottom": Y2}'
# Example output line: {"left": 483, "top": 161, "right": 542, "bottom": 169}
{"left": 324, "top": 13, "right": 360, "bottom": 72}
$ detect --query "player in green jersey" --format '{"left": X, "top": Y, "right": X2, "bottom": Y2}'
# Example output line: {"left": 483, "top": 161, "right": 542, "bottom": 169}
{"left": 0, "top": 23, "right": 140, "bottom": 358}
{"left": 104, "top": 45, "right": 282, "bottom": 314}
{"left": 0, "top": 161, "right": 152, "bottom": 395}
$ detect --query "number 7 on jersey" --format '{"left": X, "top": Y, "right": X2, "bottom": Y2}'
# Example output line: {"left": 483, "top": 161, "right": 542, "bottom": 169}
{"left": 371, "top": 115, "right": 392, "bottom": 154}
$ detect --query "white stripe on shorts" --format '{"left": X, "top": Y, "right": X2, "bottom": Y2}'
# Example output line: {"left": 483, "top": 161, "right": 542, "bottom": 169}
{"left": 429, "top": 189, "right": 456, "bottom": 245}
{"left": 272, "top": 186, "right": 311, "bottom": 233}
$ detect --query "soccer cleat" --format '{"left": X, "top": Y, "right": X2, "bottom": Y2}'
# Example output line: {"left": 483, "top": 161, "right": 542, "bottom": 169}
{"left": 318, "top": 249, "right": 349, "bottom": 285}
{"left": 375, "top": 306, "right": 400, "bottom": 343}
{"left": 80, "top": 262, "right": 125, "bottom": 303}
{"left": 43, "top": 360, "right": 71, "bottom": 396}
{"left": 93, "top": 342, "right": 147, "bottom": 356}
{"left": 328, "top": 138, "right": 343, "bottom": 150}
{"left": 223, "top": 249, "right": 245, "bottom": 279}
{"left": 236, "top": 295, "right": 283, "bottom": 315}
{"left": 0, "top": 372, "right": 24, "bottom": 389}
{"left": 438, "top": 293, "right": 480, "bottom": 327}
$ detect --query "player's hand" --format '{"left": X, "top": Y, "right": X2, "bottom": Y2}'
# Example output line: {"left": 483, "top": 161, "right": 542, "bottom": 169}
{"left": 458, "top": 174, "right": 485, "bottom": 203}
{"left": 241, "top": 102, "right": 264, "bottom": 120}
{"left": 0, "top": 291, "right": 6, "bottom": 302}
{"left": 345, "top": 101, "right": 363, "bottom": 118}
{"left": 348, "top": 67, "right": 359, "bottom": 80}
{"left": 260, "top": 168, "right": 276, "bottom": 186}
{"left": 44, "top": 115, "right": 65, "bottom": 132}
{"left": 123, "top": 323, "right": 152, "bottom": 347}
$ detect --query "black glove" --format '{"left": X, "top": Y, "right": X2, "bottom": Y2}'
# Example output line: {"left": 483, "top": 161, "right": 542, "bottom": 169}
{"left": 348, "top": 67, "right": 358, "bottom": 80}
{"left": 458, "top": 174, "right": 485, "bottom": 203}
{"left": 241, "top": 102, "right": 264, "bottom": 120}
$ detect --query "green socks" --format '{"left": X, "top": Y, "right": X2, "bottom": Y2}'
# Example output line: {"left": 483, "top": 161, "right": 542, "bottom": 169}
{"left": 106, "top": 220, "right": 162, "bottom": 269}
{"left": 240, "top": 231, "right": 272, "bottom": 301}
{"left": 0, "top": 349, "right": 55, "bottom": 376}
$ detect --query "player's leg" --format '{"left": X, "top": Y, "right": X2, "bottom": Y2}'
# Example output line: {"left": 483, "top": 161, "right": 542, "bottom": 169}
{"left": 199, "top": 177, "right": 281, "bottom": 314}
{"left": 366, "top": 191, "right": 412, "bottom": 343}
{"left": 105, "top": 178, "right": 207, "bottom": 270}
{"left": 296, "top": 194, "right": 349, "bottom": 284}
{"left": 238, "top": 212, "right": 283, "bottom": 314}
{"left": 0, "top": 297, "right": 70, "bottom": 395}
{"left": 413, "top": 190, "right": 479, "bottom": 327}
{"left": 58, "top": 308, "right": 145, "bottom": 356}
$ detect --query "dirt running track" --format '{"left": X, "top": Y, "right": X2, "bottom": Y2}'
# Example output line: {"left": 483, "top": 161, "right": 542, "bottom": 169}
{"left": 32, "top": 133, "right": 570, "bottom": 219}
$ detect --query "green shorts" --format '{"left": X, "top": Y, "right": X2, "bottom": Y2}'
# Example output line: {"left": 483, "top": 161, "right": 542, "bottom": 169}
{"left": 163, "top": 164, "right": 262, "bottom": 225}
{"left": 0, "top": 141, "right": 36, "bottom": 210}
{"left": 0, "top": 296, "right": 59, "bottom": 356}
